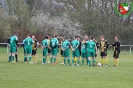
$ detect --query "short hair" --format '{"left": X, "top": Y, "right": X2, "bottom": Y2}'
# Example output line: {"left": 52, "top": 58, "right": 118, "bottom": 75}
{"left": 90, "top": 37, "right": 94, "bottom": 40}
{"left": 75, "top": 36, "right": 79, "bottom": 39}
{"left": 54, "top": 33, "right": 58, "bottom": 37}
{"left": 60, "top": 34, "right": 63, "bottom": 36}
{"left": 45, "top": 36, "right": 48, "bottom": 39}
{"left": 115, "top": 36, "right": 119, "bottom": 39}
{"left": 100, "top": 35, "right": 104, "bottom": 38}
{"left": 47, "top": 34, "right": 51, "bottom": 37}
{"left": 65, "top": 36, "right": 68, "bottom": 39}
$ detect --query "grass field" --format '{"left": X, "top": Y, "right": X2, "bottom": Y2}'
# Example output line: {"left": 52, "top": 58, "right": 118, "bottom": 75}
{"left": 0, "top": 47, "right": 133, "bottom": 88}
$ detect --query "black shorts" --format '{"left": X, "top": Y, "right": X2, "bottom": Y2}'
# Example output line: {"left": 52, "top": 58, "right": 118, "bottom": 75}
{"left": 113, "top": 51, "right": 120, "bottom": 58}
{"left": 100, "top": 51, "right": 107, "bottom": 56}
{"left": 32, "top": 50, "right": 37, "bottom": 55}
{"left": 60, "top": 50, "right": 63, "bottom": 56}
{"left": 48, "top": 48, "right": 51, "bottom": 53}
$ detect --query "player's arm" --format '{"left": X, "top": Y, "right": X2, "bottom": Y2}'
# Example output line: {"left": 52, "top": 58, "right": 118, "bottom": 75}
{"left": 8, "top": 39, "right": 10, "bottom": 44}
{"left": 73, "top": 41, "right": 79, "bottom": 51}
{"left": 96, "top": 42, "right": 99, "bottom": 49}
{"left": 105, "top": 41, "right": 109, "bottom": 49}
{"left": 41, "top": 42, "right": 48, "bottom": 50}
{"left": 47, "top": 35, "right": 52, "bottom": 40}
{"left": 35, "top": 41, "right": 40, "bottom": 50}
{"left": 112, "top": 42, "right": 116, "bottom": 46}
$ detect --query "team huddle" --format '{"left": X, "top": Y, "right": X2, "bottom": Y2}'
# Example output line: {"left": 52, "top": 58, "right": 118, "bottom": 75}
{"left": 8, "top": 33, "right": 120, "bottom": 67}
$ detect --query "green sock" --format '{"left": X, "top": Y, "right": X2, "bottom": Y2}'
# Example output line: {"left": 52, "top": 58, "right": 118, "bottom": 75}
{"left": 64, "top": 57, "right": 66, "bottom": 65}
{"left": 50, "top": 57, "right": 53, "bottom": 63}
{"left": 29, "top": 57, "right": 32, "bottom": 62}
{"left": 88, "top": 59, "right": 90, "bottom": 66}
{"left": 77, "top": 60, "right": 80, "bottom": 64}
{"left": 72, "top": 57, "right": 74, "bottom": 65}
{"left": 44, "top": 58, "right": 46, "bottom": 63}
{"left": 12, "top": 56, "right": 14, "bottom": 61}
{"left": 43, "top": 58, "right": 45, "bottom": 63}
{"left": 82, "top": 58, "right": 84, "bottom": 65}
{"left": 54, "top": 58, "right": 56, "bottom": 62}
{"left": 8, "top": 56, "right": 11, "bottom": 62}
{"left": 24, "top": 57, "right": 27, "bottom": 62}
{"left": 93, "top": 59, "right": 96, "bottom": 65}
{"left": 67, "top": 58, "right": 70, "bottom": 65}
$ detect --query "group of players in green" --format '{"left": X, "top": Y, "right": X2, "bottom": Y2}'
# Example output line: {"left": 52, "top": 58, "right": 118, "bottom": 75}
{"left": 8, "top": 33, "right": 120, "bottom": 67}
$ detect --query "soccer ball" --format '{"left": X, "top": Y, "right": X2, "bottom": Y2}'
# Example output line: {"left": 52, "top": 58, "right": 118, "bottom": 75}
{"left": 97, "top": 63, "right": 101, "bottom": 66}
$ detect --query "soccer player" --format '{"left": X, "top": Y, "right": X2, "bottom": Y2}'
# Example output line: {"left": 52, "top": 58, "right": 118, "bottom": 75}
{"left": 112, "top": 36, "right": 120, "bottom": 67}
{"left": 46, "top": 34, "right": 52, "bottom": 63}
{"left": 60, "top": 34, "right": 64, "bottom": 64}
{"left": 23, "top": 35, "right": 34, "bottom": 64}
{"left": 50, "top": 33, "right": 59, "bottom": 65}
{"left": 8, "top": 34, "right": 18, "bottom": 62}
{"left": 71, "top": 36, "right": 80, "bottom": 66}
{"left": 41, "top": 36, "right": 49, "bottom": 64}
{"left": 86, "top": 37, "right": 97, "bottom": 66}
{"left": 8, "top": 36, "right": 18, "bottom": 62}
{"left": 100, "top": 35, "right": 109, "bottom": 66}
{"left": 61, "top": 37, "right": 71, "bottom": 65}
{"left": 92, "top": 37, "right": 99, "bottom": 64}
{"left": 32, "top": 35, "right": 39, "bottom": 63}
{"left": 81, "top": 39, "right": 86, "bottom": 65}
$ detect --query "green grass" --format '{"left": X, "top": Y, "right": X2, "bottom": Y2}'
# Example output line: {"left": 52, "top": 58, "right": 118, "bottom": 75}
{"left": 0, "top": 47, "right": 133, "bottom": 88}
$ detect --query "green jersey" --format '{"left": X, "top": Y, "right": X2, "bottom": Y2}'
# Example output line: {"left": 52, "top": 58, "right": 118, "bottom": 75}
{"left": 62, "top": 40, "right": 70, "bottom": 51}
{"left": 71, "top": 39, "right": 79, "bottom": 50}
{"left": 86, "top": 40, "right": 96, "bottom": 52}
{"left": 50, "top": 38, "right": 59, "bottom": 49}
{"left": 42, "top": 39, "right": 48, "bottom": 51}
{"left": 81, "top": 43, "right": 86, "bottom": 53}
{"left": 9, "top": 36, "right": 18, "bottom": 46}
{"left": 24, "top": 37, "right": 34, "bottom": 48}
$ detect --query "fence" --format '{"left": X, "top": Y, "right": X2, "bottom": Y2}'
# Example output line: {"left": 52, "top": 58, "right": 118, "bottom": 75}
{"left": 0, "top": 43, "right": 133, "bottom": 55}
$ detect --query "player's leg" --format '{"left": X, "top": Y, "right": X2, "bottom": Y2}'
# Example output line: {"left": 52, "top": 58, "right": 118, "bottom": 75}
{"left": 95, "top": 53, "right": 97, "bottom": 64}
{"left": 87, "top": 52, "right": 91, "bottom": 66}
{"left": 63, "top": 51, "right": 66, "bottom": 65}
{"left": 42, "top": 50, "right": 47, "bottom": 64}
{"left": 15, "top": 48, "right": 18, "bottom": 62}
{"left": 104, "top": 51, "right": 108, "bottom": 66}
{"left": 66, "top": 50, "right": 70, "bottom": 65}
{"left": 81, "top": 53, "right": 85, "bottom": 65}
{"left": 8, "top": 53, "right": 12, "bottom": 62}
{"left": 34, "top": 50, "right": 38, "bottom": 63}
{"left": 10, "top": 46, "right": 16, "bottom": 62}
{"left": 114, "top": 51, "right": 119, "bottom": 67}
{"left": 8, "top": 46, "right": 12, "bottom": 62}
{"left": 60, "top": 49, "right": 64, "bottom": 64}
{"left": 32, "top": 50, "right": 35, "bottom": 63}
{"left": 75, "top": 50, "right": 80, "bottom": 66}
{"left": 28, "top": 49, "right": 32, "bottom": 63}
{"left": 72, "top": 51, "right": 75, "bottom": 66}
{"left": 8, "top": 45, "right": 12, "bottom": 62}
{"left": 47, "top": 48, "right": 51, "bottom": 63}
{"left": 92, "top": 52, "right": 96, "bottom": 66}
{"left": 100, "top": 52, "right": 104, "bottom": 65}
{"left": 53, "top": 50, "right": 56, "bottom": 63}
{"left": 50, "top": 50, "right": 53, "bottom": 64}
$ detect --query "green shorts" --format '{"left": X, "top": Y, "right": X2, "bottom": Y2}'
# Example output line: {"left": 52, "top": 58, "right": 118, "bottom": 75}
{"left": 63, "top": 50, "right": 69, "bottom": 57}
{"left": 43, "top": 50, "right": 48, "bottom": 57}
{"left": 10, "top": 46, "right": 16, "bottom": 53}
{"left": 81, "top": 53, "right": 86, "bottom": 58}
{"left": 72, "top": 50, "right": 80, "bottom": 57}
{"left": 51, "top": 49, "right": 58, "bottom": 56}
{"left": 87, "top": 51, "right": 95, "bottom": 57}
{"left": 25, "top": 47, "right": 32, "bottom": 55}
